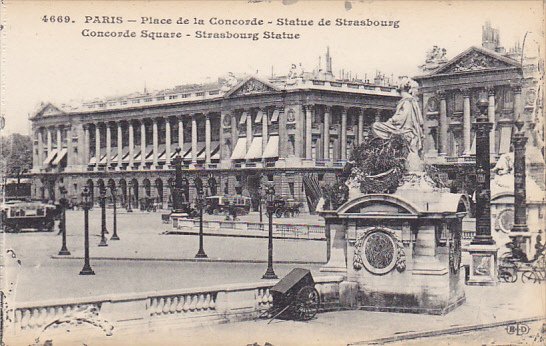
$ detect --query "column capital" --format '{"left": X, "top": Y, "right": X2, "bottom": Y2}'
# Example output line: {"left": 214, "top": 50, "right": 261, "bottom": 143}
{"left": 303, "top": 104, "right": 314, "bottom": 112}
{"left": 487, "top": 87, "right": 495, "bottom": 97}
{"left": 511, "top": 84, "right": 523, "bottom": 94}
{"left": 459, "top": 88, "right": 471, "bottom": 97}
{"left": 436, "top": 90, "right": 447, "bottom": 99}
{"left": 340, "top": 106, "right": 348, "bottom": 114}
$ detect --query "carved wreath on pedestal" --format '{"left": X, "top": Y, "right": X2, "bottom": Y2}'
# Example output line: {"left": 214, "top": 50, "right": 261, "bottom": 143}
{"left": 353, "top": 228, "right": 406, "bottom": 274}
{"left": 449, "top": 228, "right": 462, "bottom": 274}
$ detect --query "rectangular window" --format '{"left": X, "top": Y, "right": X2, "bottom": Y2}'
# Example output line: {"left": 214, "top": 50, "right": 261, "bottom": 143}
{"left": 145, "top": 98, "right": 153, "bottom": 102}
{"left": 156, "top": 96, "right": 165, "bottom": 101}
{"left": 132, "top": 99, "right": 140, "bottom": 104}
{"left": 169, "top": 95, "right": 178, "bottom": 100}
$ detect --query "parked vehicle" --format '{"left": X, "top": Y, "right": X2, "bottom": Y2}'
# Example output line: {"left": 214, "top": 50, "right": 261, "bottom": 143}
{"left": 205, "top": 195, "right": 252, "bottom": 215}
{"left": 1, "top": 200, "right": 58, "bottom": 233}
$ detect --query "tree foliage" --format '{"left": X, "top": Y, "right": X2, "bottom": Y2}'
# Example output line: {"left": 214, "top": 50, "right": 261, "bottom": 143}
{"left": 0, "top": 133, "right": 33, "bottom": 174}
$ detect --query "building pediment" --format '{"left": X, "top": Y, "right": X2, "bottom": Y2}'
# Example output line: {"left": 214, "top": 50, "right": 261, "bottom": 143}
{"left": 34, "top": 103, "right": 66, "bottom": 118}
{"left": 427, "top": 46, "right": 521, "bottom": 75}
{"left": 224, "top": 76, "right": 280, "bottom": 98}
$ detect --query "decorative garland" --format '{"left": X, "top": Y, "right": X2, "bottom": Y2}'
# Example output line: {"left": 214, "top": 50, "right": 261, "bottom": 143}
{"left": 347, "top": 134, "right": 409, "bottom": 195}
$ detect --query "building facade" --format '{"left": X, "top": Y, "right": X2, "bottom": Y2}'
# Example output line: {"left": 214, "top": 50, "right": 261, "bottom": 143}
{"left": 29, "top": 52, "right": 400, "bottom": 210}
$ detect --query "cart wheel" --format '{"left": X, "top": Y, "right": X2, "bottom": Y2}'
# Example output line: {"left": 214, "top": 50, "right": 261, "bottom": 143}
{"left": 294, "top": 286, "right": 320, "bottom": 321}
{"left": 522, "top": 271, "right": 537, "bottom": 284}
{"left": 499, "top": 270, "right": 515, "bottom": 283}
{"left": 275, "top": 209, "right": 283, "bottom": 218}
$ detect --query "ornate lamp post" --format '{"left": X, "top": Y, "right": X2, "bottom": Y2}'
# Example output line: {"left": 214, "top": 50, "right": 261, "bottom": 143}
{"left": 467, "top": 97, "right": 497, "bottom": 286}
{"left": 110, "top": 185, "right": 120, "bottom": 240}
{"left": 194, "top": 179, "right": 208, "bottom": 259}
{"left": 57, "top": 184, "right": 71, "bottom": 256}
{"left": 79, "top": 187, "right": 95, "bottom": 275}
{"left": 509, "top": 117, "right": 530, "bottom": 254}
{"left": 171, "top": 148, "right": 186, "bottom": 215}
{"left": 262, "top": 185, "right": 278, "bottom": 279}
{"left": 98, "top": 187, "right": 108, "bottom": 247}
{"left": 127, "top": 181, "right": 133, "bottom": 213}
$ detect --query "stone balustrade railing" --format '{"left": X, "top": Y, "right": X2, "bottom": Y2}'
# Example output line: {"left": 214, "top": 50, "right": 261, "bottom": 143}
{"left": 5, "top": 276, "right": 344, "bottom": 343}
{"left": 171, "top": 217, "right": 326, "bottom": 240}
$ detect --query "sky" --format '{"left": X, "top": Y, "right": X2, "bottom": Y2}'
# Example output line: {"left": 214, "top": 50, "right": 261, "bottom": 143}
{"left": 1, "top": 0, "right": 543, "bottom": 135}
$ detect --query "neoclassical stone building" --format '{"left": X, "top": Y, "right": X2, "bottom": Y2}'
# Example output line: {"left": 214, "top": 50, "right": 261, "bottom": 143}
{"left": 29, "top": 51, "right": 400, "bottom": 210}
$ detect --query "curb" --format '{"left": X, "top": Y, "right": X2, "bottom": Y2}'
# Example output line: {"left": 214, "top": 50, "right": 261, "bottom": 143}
{"left": 50, "top": 255, "right": 327, "bottom": 265}
{"left": 348, "top": 316, "right": 544, "bottom": 345}
{"left": 164, "top": 230, "right": 326, "bottom": 241}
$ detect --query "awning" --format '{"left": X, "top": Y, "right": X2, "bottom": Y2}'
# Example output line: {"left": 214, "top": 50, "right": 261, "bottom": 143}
{"left": 89, "top": 157, "right": 97, "bottom": 165}
{"left": 271, "top": 109, "right": 280, "bottom": 123}
{"left": 245, "top": 137, "right": 263, "bottom": 160}
{"left": 182, "top": 143, "right": 193, "bottom": 160}
{"left": 263, "top": 136, "right": 279, "bottom": 159}
{"left": 123, "top": 146, "right": 137, "bottom": 162}
{"left": 52, "top": 148, "right": 67, "bottom": 166}
{"left": 169, "top": 144, "right": 178, "bottom": 158}
{"left": 255, "top": 110, "right": 263, "bottom": 124}
{"left": 144, "top": 145, "right": 154, "bottom": 161}
{"left": 42, "top": 149, "right": 58, "bottom": 166}
{"left": 156, "top": 144, "right": 167, "bottom": 161}
{"left": 230, "top": 137, "right": 247, "bottom": 160}
{"left": 185, "top": 142, "right": 205, "bottom": 160}
{"left": 498, "top": 126, "right": 513, "bottom": 155}
{"left": 211, "top": 142, "right": 220, "bottom": 160}
{"left": 197, "top": 141, "right": 220, "bottom": 160}
{"left": 132, "top": 146, "right": 142, "bottom": 161}
{"left": 98, "top": 152, "right": 108, "bottom": 164}
{"left": 239, "top": 112, "right": 248, "bottom": 125}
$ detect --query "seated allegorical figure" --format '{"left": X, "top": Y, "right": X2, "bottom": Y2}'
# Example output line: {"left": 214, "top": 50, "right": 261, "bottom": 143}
{"left": 371, "top": 78, "right": 424, "bottom": 172}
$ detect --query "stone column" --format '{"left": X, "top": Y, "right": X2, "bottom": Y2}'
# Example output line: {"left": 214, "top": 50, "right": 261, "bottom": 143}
{"left": 472, "top": 103, "right": 494, "bottom": 245}
{"left": 231, "top": 111, "right": 238, "bottom": 151}
{"left": 262, "top": 109, "right": 268, "bottom": 155}
{"left": 37, "top": 129, "right": 44, "bottom": 168}
{"left": 488, "top": 89, "right": 496, "bottom": 159}
{"left": 513, "top": 85, "right": 523, "bottom": 124}
{"left": 357, "top": 108, "right": 364, "bottom": 145}
{"left": 467, "top": 98, "right": 497, "bottom": 286}
{"left": 83, "top": 125, "right": 89, "bottom": 165}
{"left": 463, "top": 90, "right": 471, "bottom": 155}
{"left": 152, "top": 118, "right": 159, "bottom": 167}
{"left": 106, "top": 123, "right": 111, "bottom": 167}
{"left": 95, "top": 124, "right": 101, "bottom": 165}
{"left": 128, "top": 121, "right": 134, "bottom": 168}
{"left": 323, "top": 106, "right": 330, "bottom": 160}
{"left": 438, "top": 92, "right": 448, "bottom": 156}
{"left": 509, "top": 119, "right": 530, "bottom": 254}
{"left": 305, "top": 105, "right": 313, "bottom": 160}
{"left": 165, "top": 118, "right": 171, "bottom": 166}
{"left": 246, "top": 110, "right": 252, "bottom": 151}
{"left": 191, "top": 115, "right": 198, "bottom": 163}
{"left": 341, "top": 107, "right": 347, "bottom": 160}
{"left": 56, "top": 127, "right": 62, "bottom": 160}
{"left": 205, "top": 114, "right": 211, "bottom": 164}
{"left": 117, "top": 122, "right": 123, "bottom": 167}
{"left": 178, "top": 117, "right": 184, "bottom": 149}
{"left": 140, "top": 120, "right": 146, "bottom": 167}
{"left": 66, "top": 126, "right": 73, "bottom": 167}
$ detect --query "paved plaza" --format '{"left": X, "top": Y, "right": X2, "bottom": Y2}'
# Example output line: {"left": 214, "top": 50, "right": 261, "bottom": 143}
{"left": 4, "top": 209, "right": 326, "bottom": 303}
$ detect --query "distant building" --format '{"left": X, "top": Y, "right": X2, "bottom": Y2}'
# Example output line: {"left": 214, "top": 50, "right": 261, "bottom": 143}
{"left": 29, "top": 49, "right": 400, "bottom": 210}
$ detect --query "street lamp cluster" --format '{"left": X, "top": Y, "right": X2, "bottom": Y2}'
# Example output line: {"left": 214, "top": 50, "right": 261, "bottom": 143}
{"left": 69, "top": 147, "right": 280, "bottom": 278}
{"left": 55, "top": 182, "right": 121, "bottom": 275}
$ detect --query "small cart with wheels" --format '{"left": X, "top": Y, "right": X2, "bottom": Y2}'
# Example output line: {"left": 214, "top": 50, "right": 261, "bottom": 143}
{"left": 261, "top": 268, "right": 320, "bottom": 323}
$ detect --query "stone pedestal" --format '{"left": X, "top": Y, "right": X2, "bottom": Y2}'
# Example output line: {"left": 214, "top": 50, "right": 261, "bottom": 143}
{"left": 466, "top": 244, "right": 498, "bottom": 286}
{"left": 320, "top": 222, "right": 347, "bottom": 273}
{"left": 318, "top": 188, "right": 467, "bottom": 315}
